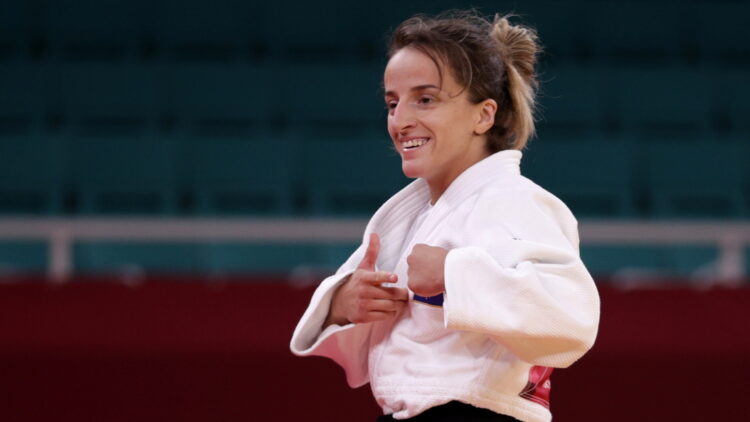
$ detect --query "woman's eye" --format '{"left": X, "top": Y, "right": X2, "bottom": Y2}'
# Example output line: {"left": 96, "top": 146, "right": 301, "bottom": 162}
{"left": 419, "top": 96, "right": 433, "bottom": 105}
{"left": 386, "top": 101, "right": 397, "bottom": 110}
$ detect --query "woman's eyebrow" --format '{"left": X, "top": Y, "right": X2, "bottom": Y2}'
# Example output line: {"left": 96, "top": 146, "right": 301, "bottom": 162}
{"left": 384, "top": 84, "right": 440, "bottom": 97}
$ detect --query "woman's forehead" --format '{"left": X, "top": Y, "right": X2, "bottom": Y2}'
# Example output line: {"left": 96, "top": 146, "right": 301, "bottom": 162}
{"left": 383, "top": 48, "right": 444, "bottom": 93}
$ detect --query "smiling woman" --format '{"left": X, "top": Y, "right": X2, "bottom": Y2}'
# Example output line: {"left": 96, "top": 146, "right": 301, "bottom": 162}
{"left": 291, "top": 9, "right": 600, "bottom": 422}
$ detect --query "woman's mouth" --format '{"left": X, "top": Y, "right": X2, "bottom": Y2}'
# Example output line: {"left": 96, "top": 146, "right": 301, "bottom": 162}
{"left": 401, "top": 137, "right": 431, "bottom": 151}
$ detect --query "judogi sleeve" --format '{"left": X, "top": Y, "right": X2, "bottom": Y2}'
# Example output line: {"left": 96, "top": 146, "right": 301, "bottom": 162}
{"left": 442, "top": 187, "right": 601, "bottom": 369}
{"left": 289, "top": 242, "right": 373, "bottom": 388}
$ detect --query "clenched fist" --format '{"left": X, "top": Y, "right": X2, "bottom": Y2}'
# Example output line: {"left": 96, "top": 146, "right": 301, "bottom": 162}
{"left": 407, "top": 244, "right": 449, "bottom": 297}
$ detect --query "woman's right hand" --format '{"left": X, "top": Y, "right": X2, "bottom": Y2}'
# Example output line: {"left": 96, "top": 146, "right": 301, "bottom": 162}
{"left": 324, "top": 233, "right": 409, "bottom": 327}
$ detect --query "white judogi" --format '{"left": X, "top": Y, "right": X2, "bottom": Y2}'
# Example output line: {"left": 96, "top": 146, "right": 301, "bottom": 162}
{"left": 290, "top": 150, "right": 600, "bottom": 422}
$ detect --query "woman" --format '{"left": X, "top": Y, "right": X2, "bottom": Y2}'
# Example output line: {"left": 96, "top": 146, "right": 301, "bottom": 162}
{"left": 290, "top": 10, "right": 600, "bottom": 422}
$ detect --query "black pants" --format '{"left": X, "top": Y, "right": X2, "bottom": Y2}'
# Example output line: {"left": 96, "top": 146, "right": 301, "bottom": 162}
{"left": 375, "top": 401, "right": 521, "bottom": 421}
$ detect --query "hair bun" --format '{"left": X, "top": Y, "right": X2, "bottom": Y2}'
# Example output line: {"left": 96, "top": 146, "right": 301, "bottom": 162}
{"left": 491, "top": 14, "right": 540, "bottom": 149}
{"left": 491, "top": 15, "right": 539, "bottom": 83}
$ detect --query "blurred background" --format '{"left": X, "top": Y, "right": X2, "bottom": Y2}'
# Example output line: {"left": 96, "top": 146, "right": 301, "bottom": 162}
{"left": 0, "top": 0, "right": 748, "bottom": 421}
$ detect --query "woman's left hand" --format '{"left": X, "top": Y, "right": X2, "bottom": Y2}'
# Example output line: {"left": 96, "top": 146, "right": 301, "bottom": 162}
{"left": 407, "top": 244, "right": 449, "bottom": 297}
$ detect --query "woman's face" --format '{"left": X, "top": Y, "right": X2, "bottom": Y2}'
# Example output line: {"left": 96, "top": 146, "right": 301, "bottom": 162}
{"left": 383, "top": 47, "right": 494, "bottom": 191}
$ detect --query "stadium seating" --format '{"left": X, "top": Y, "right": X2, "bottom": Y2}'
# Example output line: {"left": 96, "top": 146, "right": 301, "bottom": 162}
{"left": 0, "top": 135, "right": 64, "bottom": 214}
{"left": 581, "top": 245, "right": 718, "bottom": 280}
{"left": 536, "top": 65, "right": 614, "bottom": 140}
{"left": 523, "top": 140, "right": 637, "bottom": 217}
{"left": 0, "top": 241, "right": 48, "bottom": 274}
{"left": 41, "top": 0, "right": 153, "bottom": 61}
{"left": 0, "top": 63, "right": 50, "bottom": 134}
{"left": 616, "top": 67, "right": 716, "bottom": 140}
{"left": 280, "top": 63, "right": 386, "bottom": 135}
{"left": 73, "top": 241, "right": 202, "bottom": 274}
{"left": 65, "top": 135, "right": 178, "bottom": 214}
{"left": 167, "top": 63, "right": 280, "bottom": 135}
{"left": 645, "top": 141, "right": 745, "bottom": 218}
{"left": 299, "top": 133, "right": 408, "bottom": 215}
{"left": 695, "top": 2, "right": 750, "bottom": 63}
{"left": 59, "top": 63, "right": 165, "bottom": 135}
{"left": 1, "top": 0, "right": 749, "bottom": 277}
{"left": 177, "top": 132, "right": 294, "bottom": 215}
{"left": 0, "top": 0, "right": 32, "bottom": 60}
{"left": 584, "top": 2, "right": 694, "bottom": 63}
{"left": 156, "top": 0, "right": 267, "bottom": 61}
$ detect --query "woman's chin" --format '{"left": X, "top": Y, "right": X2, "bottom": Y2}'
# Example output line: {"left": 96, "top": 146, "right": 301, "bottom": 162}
{"left": 401, "top": 162, "right": 424, "bottom": 179}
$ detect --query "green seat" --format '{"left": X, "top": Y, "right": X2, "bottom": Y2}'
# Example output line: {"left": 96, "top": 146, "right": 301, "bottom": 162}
{"left": 520, "top": 1, "right": 585, "bottom": 62}
{"left": 178, "top": 132, "right": 293, "bottom": 215}
{"left": 0, "top": 63, "right": 49, "bottom": 134}
{"left": 717, "top": 69, "right": 750, "bottom": 136}
{"left": 0, "top": 1, "right": 31, "bottom": 60}
{"left": 646, "top": 141, "right": 745, "bottom": 218}
{"left": 301, "top": 134, "right": 408, "bottom": 215}
{"left": 0, "top": 241, "right": 48, "bottom": 274}
{"left": 42, "top": 0, "right": 149, "bottom": 60}
{"left": 66, "top": 135, "right": 178, "bottom": 215}
{"left": 60, "top": 63, "right": 164, "bottom": 135}
{"left": 537, "top": 65, "right": 612, "bottom": 140}
{"left": 73, "top": 242, "right": 202, "bottom": 274}
{"left": 168, "top": 63, "right": 279, "bottom": 135}
{"left": 0, "top": 135, "right": 64, "bottom": 214}
{"left": 584, "top": 2, "right": 692, "bottom": 62}
{"left": 523, "top": 140, "right": 636, "bottom": 217}
{"left": 156, "top": 0, "right": 267, "bottom": 61}
{"left": 616, "top": 67, "right": 715, "bottom": 140}
{"left": 696, "top": 3, "right": 750, "bottom": 63}
{"left": 581, "top": 245, "right": 718, "bottom": 280}
{"left": 281, "top": 64, "right": 385, "bottom": 136}
{"left": 200, "top": 242, "right": 317, "bottom": 275}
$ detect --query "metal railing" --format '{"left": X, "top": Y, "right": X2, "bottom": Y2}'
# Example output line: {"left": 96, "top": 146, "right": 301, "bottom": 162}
{"left": 0, "top": 218, "right": 747, "bottom": 282}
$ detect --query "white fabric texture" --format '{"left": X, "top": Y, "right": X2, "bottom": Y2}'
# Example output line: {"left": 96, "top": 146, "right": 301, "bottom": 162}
{"left": 289, "top": 150, "right": 600, "bottom": 422}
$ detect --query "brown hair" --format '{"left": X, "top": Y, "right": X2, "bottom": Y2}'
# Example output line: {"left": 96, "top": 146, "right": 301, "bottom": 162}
{"left": 386, "top": 9, "right": 540, "bottom": 151}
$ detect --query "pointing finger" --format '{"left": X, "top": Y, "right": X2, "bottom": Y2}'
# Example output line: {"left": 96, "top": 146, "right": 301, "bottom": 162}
{"left": 357, "top": 233, "right": 380, "bottom": 270}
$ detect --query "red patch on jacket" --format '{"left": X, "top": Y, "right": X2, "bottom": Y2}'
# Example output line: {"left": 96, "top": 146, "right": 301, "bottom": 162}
{"left": 519, "top": 365, "right": 552, "bottom": 409}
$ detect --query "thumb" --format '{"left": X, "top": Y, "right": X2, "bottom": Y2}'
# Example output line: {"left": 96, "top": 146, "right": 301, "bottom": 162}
{"left": 357, "top": 232, "right": 380, "bottom": 270}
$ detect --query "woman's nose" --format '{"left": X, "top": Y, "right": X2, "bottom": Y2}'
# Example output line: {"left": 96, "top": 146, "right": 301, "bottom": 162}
{"left": 391, "top": 103, "right": 416, "bottom": 131}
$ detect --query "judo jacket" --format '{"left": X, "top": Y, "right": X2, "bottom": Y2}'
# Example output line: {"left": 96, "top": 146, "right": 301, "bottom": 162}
{"left": 290, "top": 149, "right": 601, "bottom": 422}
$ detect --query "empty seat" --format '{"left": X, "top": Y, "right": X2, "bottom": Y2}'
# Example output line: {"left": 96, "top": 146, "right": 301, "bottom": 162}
{"left": 717, "top": 69, "right": 750, "bottom": 135}
{"left": 0, "top": 1, "right": 32, "bottom": 59}
{"left": 0, "top": 63, "right": 50, "bottom": 134}
{"left": 537, "top": 65, "right": 614, "bottom": 140}
{"left": 581, "top": 245, "right": 718, "bottom": 280}
{"left": 177, "top": 132, "right": 294, "bottom": 215}
{"left": 583, "top": 1, "right": 693, "bottom": 62}
{"left": 523, "top": 139, "right": 636, "bottom": 217}
{"left": 200, "top": 242, "right": 317, "bottom": 274}
{"left": 66, "top": 135, "right": 178, "bottom": 214}
{"left": 696, "top": 2, "right": 750, "bottom": 63}
{"left": 301, "top": 134, "right": 408, "bottom": 215}
{"left": 281, "top": 63, "right": 385, "bottom": 135}
{"left": 156, "top": 0, "right": 267, "bottom": 61}
{"left": 167, "top": 63, "right": 279, "bottom": 135}
{"left": 41, "top": 0, "right": 154, "bottom": 60}
{"left": 59, "top": 63, "right": 165, "bottom": 135}
{"left": 518, "top": 0, "right": 584, "bottom": 62}
{"left": 0, "top": 241, "right": 48, "bottom": 274}
{"left": 0, "top": 134, "right": 64, "bottom": 214}
{"left": 73, "top": 242, "right": 202, "bottom": 274}
{"left": 645, "top": 141, "right": 745, "bottom": 217}
{"left": 616, "top": 67, "right": 716, "bottom": 140}
{"left": 266, "top": 2, "right": 378, "bottom": 61}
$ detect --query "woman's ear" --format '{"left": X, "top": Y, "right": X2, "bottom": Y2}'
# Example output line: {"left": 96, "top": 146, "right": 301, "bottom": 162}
{"left": 473, "top": 98, "right": 497, "bottom": 135}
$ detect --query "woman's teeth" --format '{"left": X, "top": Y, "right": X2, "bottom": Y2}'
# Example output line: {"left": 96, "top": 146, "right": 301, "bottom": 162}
{"left": 403, "top": 138, "right": 430, "bottom": 150}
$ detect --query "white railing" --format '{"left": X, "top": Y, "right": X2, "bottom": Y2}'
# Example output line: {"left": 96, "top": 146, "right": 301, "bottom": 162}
{"left": 0, "top": 218, "right": 748, "bottom": 282}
